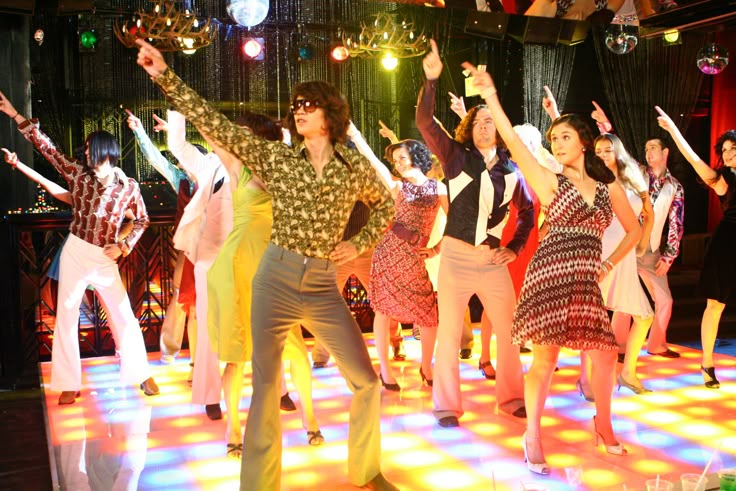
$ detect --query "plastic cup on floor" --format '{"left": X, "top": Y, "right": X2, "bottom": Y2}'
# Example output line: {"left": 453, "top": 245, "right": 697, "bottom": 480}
{"left": 680, "top": 473, "right": 706, "bottom": 491}
{"left": 645, "top": 479, "right": 673, "bottom": 491}
{"left": 719, "top": 469, "right": 736, "bottom": 491}
{"left": 520, "top": 483, "right": 547, "bottom": 491}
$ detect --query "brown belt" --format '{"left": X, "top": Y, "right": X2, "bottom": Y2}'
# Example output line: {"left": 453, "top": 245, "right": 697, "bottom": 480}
{"left": 390, "top": 221, "right": 429, "bottom": 247}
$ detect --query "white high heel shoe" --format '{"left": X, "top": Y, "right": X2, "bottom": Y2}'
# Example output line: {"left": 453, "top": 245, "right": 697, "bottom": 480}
{"left": 592, "top": 416, "right": 628, "bottom": 456}
{"left": 522, "top": 432, "right": 551, "bottom": 475}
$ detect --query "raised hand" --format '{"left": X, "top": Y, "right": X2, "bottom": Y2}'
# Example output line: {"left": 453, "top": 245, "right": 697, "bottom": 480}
{"left": 422, "top": 39, "right": 443, "bottom": 81}
{"left": 448, "top": 92, "right": 467, "bottom": 119}
{"left": 152, "top": 113, "right": 168, "bottom": 133}
{"left": 378, "top": 120, "right": 398, "bottom": 144}
{"left": 1, "top": 148, "right": 19, "bottom": 168}
{"left": 125, "top": 109, "right": 142, "bottom": 131}
{"left": 135, "top": 39, "right": 168, "bottom": 78}
{"left": 654, "top": 105, "right": 677, "bottom": 134}
{"left": 590, "top": 101, "right": 609, "bottom": 125}
{"left": 542, "top": 85, "right": 559, "bottom": 120}
{"left": 0, "top": 90, "right": 18, "bottom": 118}
{"left": 460, "top": 61, "right": 495, "bottom": 96}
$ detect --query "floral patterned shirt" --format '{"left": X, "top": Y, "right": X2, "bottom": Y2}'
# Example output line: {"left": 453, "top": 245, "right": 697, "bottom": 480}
{"left": 153, "top": 68, "right": 394, "bottom": 258}
{"left": 646, "top": 166, "right": 684, "bottom": 264}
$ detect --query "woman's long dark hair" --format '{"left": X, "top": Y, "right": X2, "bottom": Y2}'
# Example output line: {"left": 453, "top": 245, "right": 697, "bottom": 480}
{"left": 547, "top": 114, "right": 615, "bottom": 184}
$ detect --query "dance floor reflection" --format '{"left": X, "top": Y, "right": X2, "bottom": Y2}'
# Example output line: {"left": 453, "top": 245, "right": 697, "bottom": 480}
{"left": 42, "top": 333, "right": 736, "bottom": 490}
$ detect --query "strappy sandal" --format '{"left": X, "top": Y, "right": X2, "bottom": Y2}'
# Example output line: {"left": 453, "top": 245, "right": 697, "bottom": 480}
{"left": 226, "top": 443, "right": 243, "bottom": 458}
{"left": 307, "top": 430, "right": 325, "bottom": 446}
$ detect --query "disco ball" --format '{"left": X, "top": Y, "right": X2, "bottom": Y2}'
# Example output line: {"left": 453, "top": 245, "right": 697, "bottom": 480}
{"left": 227, "top": 0, "right": 269, "bottom": 28}
{"left": 697, "top": 43, "right": 729, "bottom": 75}
{"left": 605, "top": 24, "right": 638, "bottom": 55}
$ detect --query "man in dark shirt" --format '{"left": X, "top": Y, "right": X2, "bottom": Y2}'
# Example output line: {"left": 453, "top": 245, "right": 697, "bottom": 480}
{"left": 416, "top": 41, "right": 534, "bottom": 427}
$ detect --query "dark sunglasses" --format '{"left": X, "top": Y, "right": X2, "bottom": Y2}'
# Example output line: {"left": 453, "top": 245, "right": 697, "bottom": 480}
{"left": 290, "top": 99, "right": 320, "bottom": 114}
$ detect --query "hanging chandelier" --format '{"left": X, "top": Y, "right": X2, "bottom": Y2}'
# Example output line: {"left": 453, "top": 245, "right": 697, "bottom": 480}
{"left": 113, "top": 1, "right": 216, "bottom": 53}
{"left": 342, "top": 12, "right": 428, "bottom": 59}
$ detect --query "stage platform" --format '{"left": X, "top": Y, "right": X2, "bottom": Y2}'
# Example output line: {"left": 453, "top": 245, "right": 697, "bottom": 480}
{"left": 41, "top": 333, "right": 736, "bottom": 490}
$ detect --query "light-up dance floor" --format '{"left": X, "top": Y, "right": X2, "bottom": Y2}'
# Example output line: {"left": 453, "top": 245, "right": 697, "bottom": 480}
{"left": 41, "top": 332, "right": 736, "bottom": 490}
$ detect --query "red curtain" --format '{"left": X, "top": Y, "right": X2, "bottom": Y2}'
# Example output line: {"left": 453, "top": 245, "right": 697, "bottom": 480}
{"left": 708, "top": 31, "right": 736, "bottom": 232}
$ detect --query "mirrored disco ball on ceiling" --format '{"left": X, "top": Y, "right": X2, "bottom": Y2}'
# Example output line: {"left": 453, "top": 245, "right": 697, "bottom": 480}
{"left": 605, "top": 24, "right": 638, "bottom": 55}
{"left": 227, "top": 0, "right": 269, "bottom": 28}
{"left": 697, "top": 43, "right": 729, "bottom": 75}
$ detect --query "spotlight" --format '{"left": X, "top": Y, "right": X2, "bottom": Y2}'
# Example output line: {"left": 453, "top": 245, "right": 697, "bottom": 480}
{"left": 79, "top": 29, "right": 98, "bottom": 51}
{"left": 298, "top": 43, "right": 315, "bottom": 61}
{"left": 663, "top": 29, "right": 681, "bottom": 46}
{"left": 243, "top": 37, "right": 264, "bottom": 60}
{"left": 381, "top": 52, "right": 398, "bottom": 71}
{"left": 330, "top": 45, "right": 349, "bottom": 62}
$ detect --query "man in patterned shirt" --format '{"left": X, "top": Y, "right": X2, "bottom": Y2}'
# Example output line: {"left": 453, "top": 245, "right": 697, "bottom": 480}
{"left": 135, "top": 40, "right": 397, "bottom": 491}
{"left": 639, "top": 137, "right": 685, "bottom": 358}
{"left": 0, "top": 91, "right": 159, "bottom": 405}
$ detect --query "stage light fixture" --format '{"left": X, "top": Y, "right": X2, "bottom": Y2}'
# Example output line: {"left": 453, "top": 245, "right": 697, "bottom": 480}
{"left": 242, "top": 37, "right": 264, "bottom": 60}
{"left": 381, "top": 52, "right": 398, "bottom": 71}
{"left": 298, "top": 43, "right": 315, "bottom": 61}
{"left": 79, "top": 29, "right": 97, "bottom": 50}
{"left": 330, "top": 45, "right": 349, "bottom": 62}
{"left": 663, "top": 29, "right": 681, "bottom": 46}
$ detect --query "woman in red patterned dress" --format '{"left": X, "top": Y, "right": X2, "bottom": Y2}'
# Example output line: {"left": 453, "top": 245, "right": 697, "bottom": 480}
{"left": 368, "top": 140, "right": 448, "bottom": 391}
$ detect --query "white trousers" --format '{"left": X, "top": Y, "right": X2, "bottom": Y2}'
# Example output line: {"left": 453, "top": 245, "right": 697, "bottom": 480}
{"left": 191, "top": 257, "right": 222, "bottom": 405}
{"left": 51, "top": 233, "right": 151, "bottom": 391}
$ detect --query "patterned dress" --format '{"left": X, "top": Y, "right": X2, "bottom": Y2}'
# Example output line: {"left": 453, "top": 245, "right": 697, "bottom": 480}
{"left": 369, "top": 179, "right": 440, "bottom": 328}
{"left": 512, "top": 174, "right": 618, "bottom": 350}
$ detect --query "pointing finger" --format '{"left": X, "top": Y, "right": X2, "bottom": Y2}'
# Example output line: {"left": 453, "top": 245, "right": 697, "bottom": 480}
{"left": 591, "top": 100, "right": 603, "bottom": 112}
{"left": 543, "top": 85, "right": 553, "bottom": 99}
{"left": 430, "top": 39, "right": 439, "bottom": 55}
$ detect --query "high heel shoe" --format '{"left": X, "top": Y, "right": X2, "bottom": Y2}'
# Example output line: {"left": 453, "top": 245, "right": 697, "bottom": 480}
{"left": 478, "top": 360, "right": 496, "bottom": 380}
{"left": 522, "top": 432, "right": 550, "bottom": 475}
{"left": 701, "top": 366, "right": 720, "bottom": 389}
{"left": 575, "top": 379, "right": 595, "bottom": 402}
{"left": 380, "top": 373, "right": 400, "bottom": 392}
{"left": 617, "top": 374, "right": 652, "bottom": 394}
{"left": 419, "top": 367, "right": 433, "bottom": 387}
{"left": 591, "top": 416, "right": 627, "bottom": 456}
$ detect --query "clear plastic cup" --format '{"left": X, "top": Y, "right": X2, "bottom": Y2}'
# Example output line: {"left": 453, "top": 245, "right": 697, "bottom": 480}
{"left": 680, "top": 473, "right": 706, "bottom": 491}
{"left": 521, "top": 482, "right": 547, "bottom": 491}
{"left": 719, "top": 468, "right": 736, "bottom": 491}
{"left": 645, "top": 479, "right": 674, "bottom": 491}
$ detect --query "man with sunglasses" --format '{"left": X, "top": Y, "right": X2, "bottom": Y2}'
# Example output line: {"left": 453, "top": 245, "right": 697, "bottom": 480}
{"left": 135, "top": 40, "right": 397, "bottom": 491}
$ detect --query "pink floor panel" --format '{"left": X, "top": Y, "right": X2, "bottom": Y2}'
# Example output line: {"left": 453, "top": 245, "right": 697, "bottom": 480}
{"left": 41, "top": 334, "right": 736, "bottom": 490}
